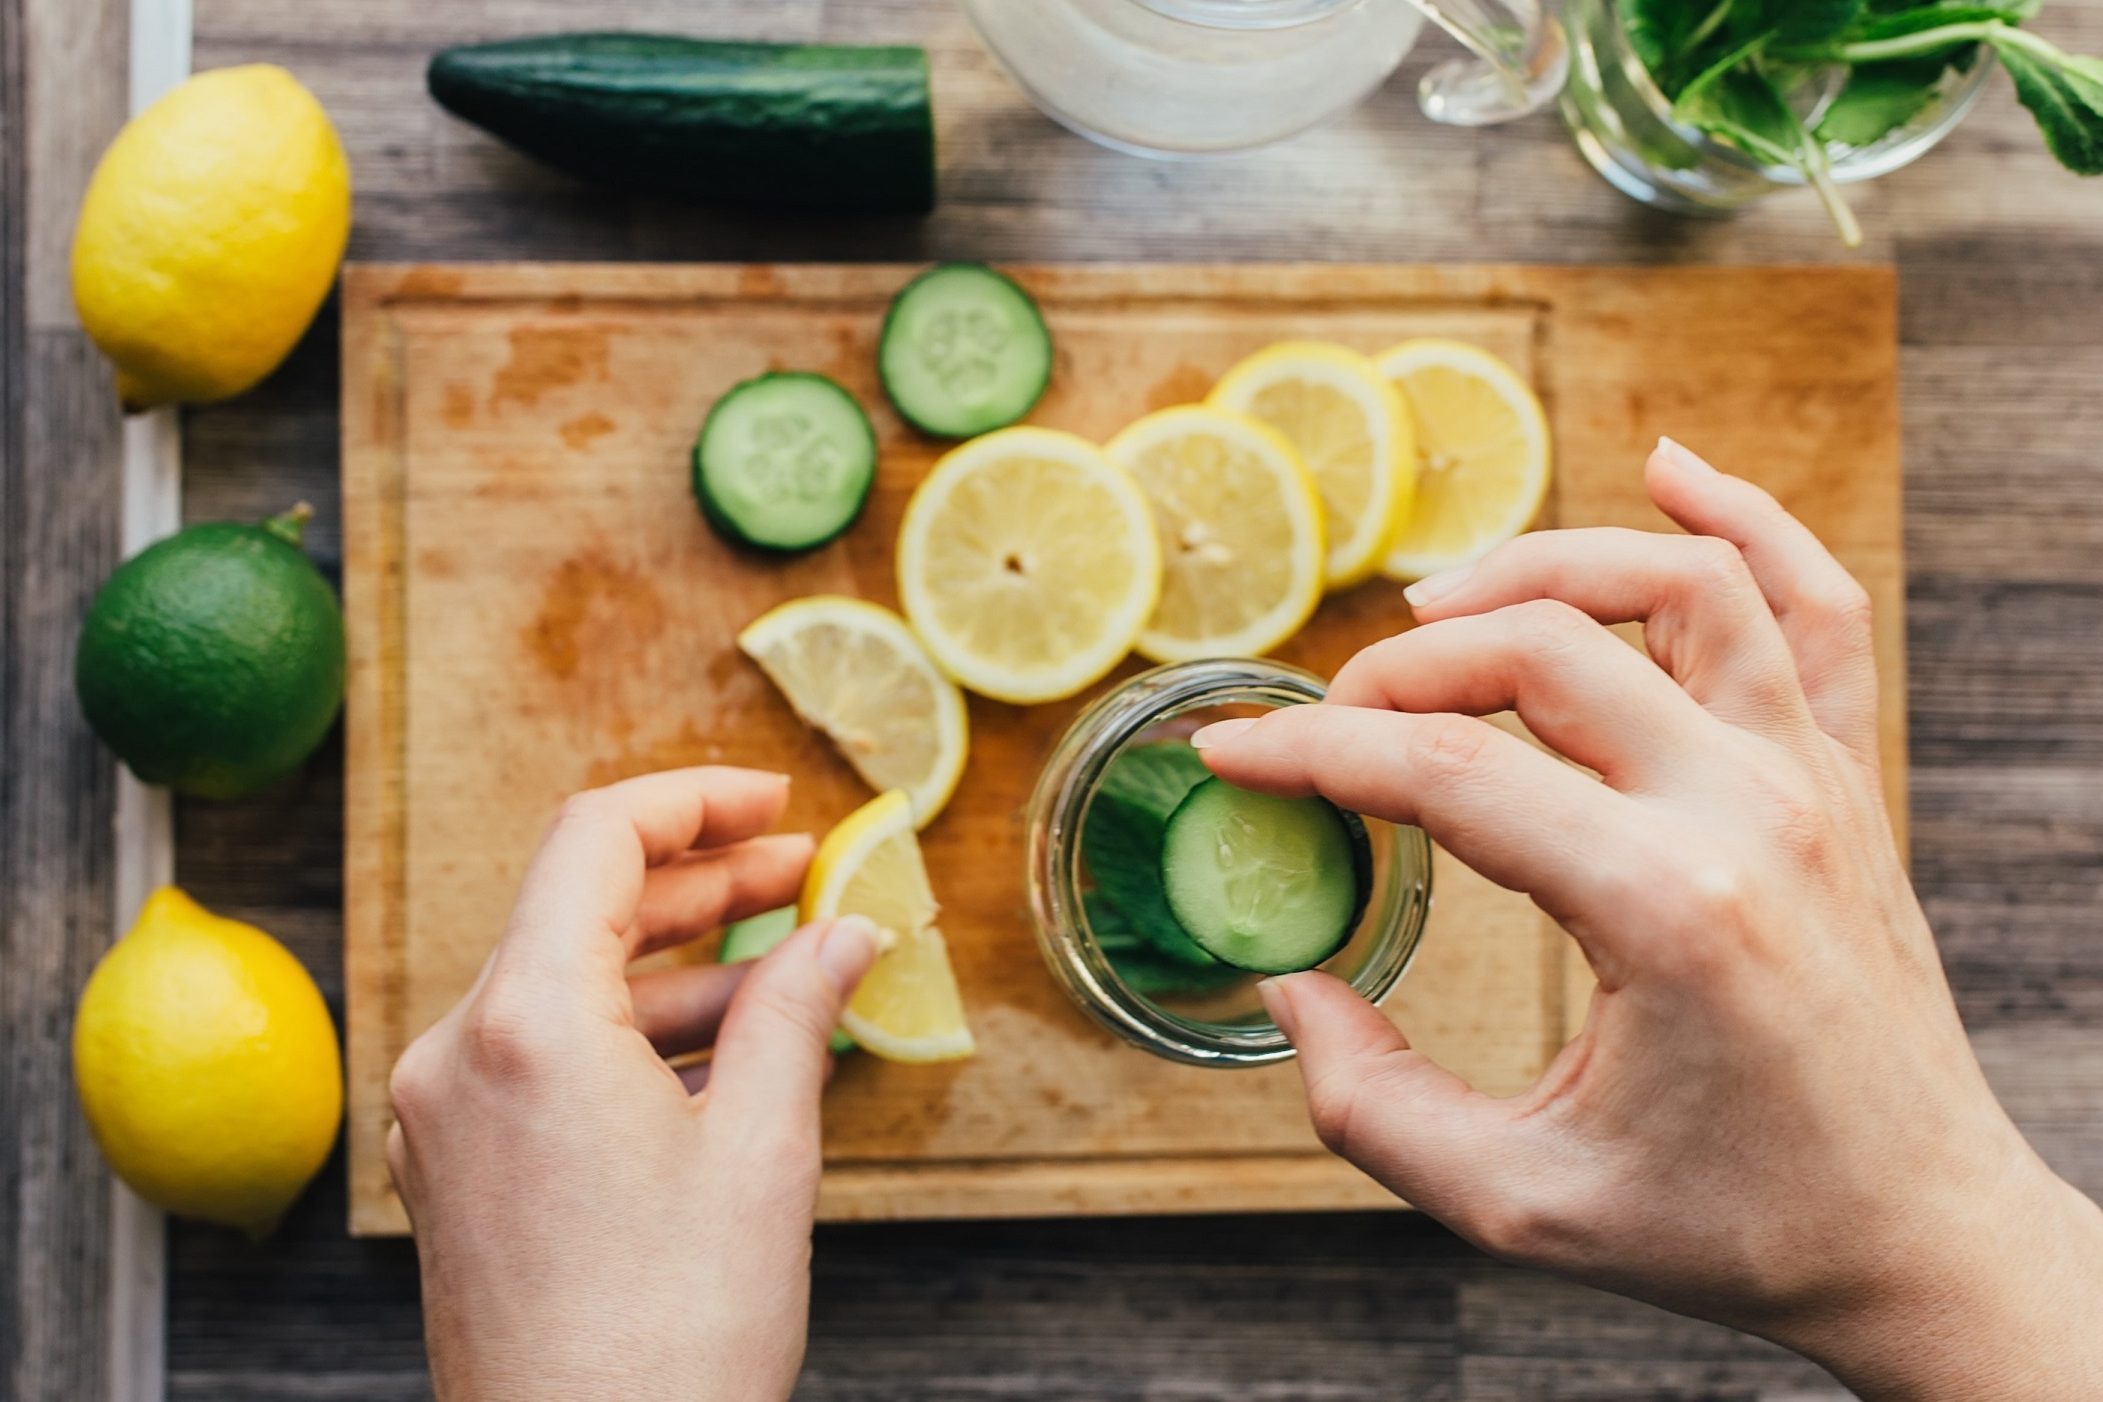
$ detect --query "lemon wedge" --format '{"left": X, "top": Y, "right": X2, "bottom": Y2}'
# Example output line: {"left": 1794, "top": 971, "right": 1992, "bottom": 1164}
{"left": 802, "top": 790, "right": 974, "bottom": 1063}
{"left": 896, "top": 427, "right": 1160, "bottom": 705}
{"left": 738, "top": 596, "right": 968, "bottom": 828}
{"left": 1105, "top": 405, "right": 1326, "bottom": 663}
{"left": 1374, "top": 339, "right": 1551, "bottom": 581}
{"left": 1209, "top": 341, "right": 1415, "bottom": 590}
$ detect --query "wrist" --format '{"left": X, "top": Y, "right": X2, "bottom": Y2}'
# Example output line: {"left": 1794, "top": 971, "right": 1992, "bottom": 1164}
{"left": 1780, "top": 1150, "right": 2103, "bottom": 1400}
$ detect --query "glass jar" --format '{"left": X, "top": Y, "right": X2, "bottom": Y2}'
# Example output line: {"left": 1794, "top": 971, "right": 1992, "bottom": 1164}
{"left": 957, "top": 0, "right": 1569, "bottom": 159}
{"left": 1027, "top": 658, "right": 1433, "bottom": 1067}
{"left": 1559, "top": 0, "right": 1991, "bottom": 220}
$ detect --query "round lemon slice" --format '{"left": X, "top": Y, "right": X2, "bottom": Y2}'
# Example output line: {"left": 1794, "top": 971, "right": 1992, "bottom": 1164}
{"left": 1374, "top": 339, "right": 1551, "bottom": 581}
{"left": 1208, "top": 341, "right": 1415, "bottom": 590}
{"left": 896, "top": 427, "right": 1160, "bottom": 705}
{"left": 738, "top": 596, "right": 969, "bottom": 828}
{"left": 801, "top": 790, "right": 974, "bottom": 1064}
{"left": 1105, "top": 405, "right": 1326, "bottom": 663}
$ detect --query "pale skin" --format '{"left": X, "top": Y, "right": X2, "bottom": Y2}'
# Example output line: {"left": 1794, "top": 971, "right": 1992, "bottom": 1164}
{"left": 390, "top": 441, "right": 2103, "bottom": 1401}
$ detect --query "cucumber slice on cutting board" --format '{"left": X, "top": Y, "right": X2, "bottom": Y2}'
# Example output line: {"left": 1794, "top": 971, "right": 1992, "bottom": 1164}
{"left": 1160, "top": 778, "right": 1372, "bottom": 975}
{"left": 719, "top": 907, "right": 856, "bottom": 1054}
{"left": 426, "top": 34, "right": 936, "bottom": 214}
{"left": 693, "top": 372, "right": 877, "bottom": 552}
{"left": 879, "top": 263, "right": 1053, "bottom": 438}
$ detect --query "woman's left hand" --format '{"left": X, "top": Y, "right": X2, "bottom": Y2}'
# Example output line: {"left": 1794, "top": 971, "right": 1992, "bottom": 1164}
{"left": 386, "top": 766, "right": 882, "bottom": 1402}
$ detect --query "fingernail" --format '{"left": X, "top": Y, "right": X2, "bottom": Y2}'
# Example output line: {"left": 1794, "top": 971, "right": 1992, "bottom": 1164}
{"left": 1190, "top": 717, "right": 1258, "bottom": 751}
{"left": 817, "top": 914, "right": 886, "bottom": 992}
{"left": 1258, "top": 977, "right": 1302, "bottom": 1042}
{"left": 1402, "top": 561, "right": 1474, "bottom": 609}
{"left": 1656, "top": 436, "right": 1716, "bottom": 474}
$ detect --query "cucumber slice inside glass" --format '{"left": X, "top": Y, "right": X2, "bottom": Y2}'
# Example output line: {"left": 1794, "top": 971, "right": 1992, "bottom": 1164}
{"left": 718, "top": 907, "right": 856, "bottom": 1054}
{"left": 693, "top": 371, "right": 877, "bottom": 552}
{"left": 878, "top": 263, "right": 1053, "bottom": 438}
{"left": 1160, "top": 778, "right": 1372, "bottom": 975}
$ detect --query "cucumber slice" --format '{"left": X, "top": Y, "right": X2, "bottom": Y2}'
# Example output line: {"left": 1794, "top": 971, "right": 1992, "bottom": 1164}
{"left": 718, "top": 907, "right": 856, "bottom": 1053}
{"left": 878, "top": 264, "right": 1052, "bottom": 438}
{"left": 1160, "top": 778, "right": 1372, "bottom": 975}
{"left": 693, "top": 372, "right": 877, "bottom": 552}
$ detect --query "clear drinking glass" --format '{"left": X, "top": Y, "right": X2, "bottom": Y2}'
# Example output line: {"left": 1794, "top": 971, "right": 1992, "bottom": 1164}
{"left": 1027, "top": 659, "right": 1433, "bottom": 1067}
{"left": 1559, "top": 0, "right": 1991, "bottom": 219}
{"left": 957, "top": 0, "right": 1570, "bottom": 158}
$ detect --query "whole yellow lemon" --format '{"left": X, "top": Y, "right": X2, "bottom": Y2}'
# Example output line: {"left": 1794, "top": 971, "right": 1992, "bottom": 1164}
{"left": 70, "top": 65, "right": 351, "bottom": 410}
{"left": 73, "top": 887, "right": 343, "bottom": 1237}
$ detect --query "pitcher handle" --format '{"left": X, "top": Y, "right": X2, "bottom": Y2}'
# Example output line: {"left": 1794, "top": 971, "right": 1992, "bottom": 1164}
{"left": 1404, "top": 0, "right": 1569, "bottom": 126}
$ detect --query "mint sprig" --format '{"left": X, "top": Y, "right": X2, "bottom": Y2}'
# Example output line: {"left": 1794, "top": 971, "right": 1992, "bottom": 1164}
{"left": 1624, "top": 0, "right": 2103, "bottom": 243}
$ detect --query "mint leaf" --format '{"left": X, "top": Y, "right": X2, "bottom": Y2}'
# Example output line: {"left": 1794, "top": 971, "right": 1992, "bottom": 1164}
{"left": 1081, "top": 741, "right": 1223, "bottom": 972}
{"left": 1676, "top": 60, "right": 1799, "bottom": 165}
{"left": 1850, "top": 4, "right": 2034, "bottom": 42}
{"left": 1086, "top": 893, "right": 1244, "bottom": 997}
{"left": 1815, "top": 59, "right": 1946, "bottom": 145}
{"left": 1096, "top": 739, "right": 1210, "bottom": 828}
{"left": 1776, "top": 0, "right": 1863, "bottom": 44}
{"left": 1626, "top": 0, "right": 1736, "bottom": 79}
{"left": 1672, "top": 29, "right": 1780, "bottom": 113}
{"left": 1994, "top": 38, "right": 2103, "bottom": 174}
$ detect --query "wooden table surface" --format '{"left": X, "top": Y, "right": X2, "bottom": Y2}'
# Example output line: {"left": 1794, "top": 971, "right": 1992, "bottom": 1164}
{"left": 5, "top": 1, "right": 2102, "bottom": 1399}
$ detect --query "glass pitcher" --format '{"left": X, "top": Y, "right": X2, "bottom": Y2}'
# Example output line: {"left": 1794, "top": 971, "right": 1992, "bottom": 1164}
{"left": 958, "top": 0, "right": 1568, "bottom": 157}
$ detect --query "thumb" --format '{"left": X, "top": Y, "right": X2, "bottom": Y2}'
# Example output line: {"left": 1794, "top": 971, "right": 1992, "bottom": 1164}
{"left": 702, "top": 915, "right": 883, "bottom": 1152}
{"left": 1264, "top": 971, "right": 1520, "bottom": 1235}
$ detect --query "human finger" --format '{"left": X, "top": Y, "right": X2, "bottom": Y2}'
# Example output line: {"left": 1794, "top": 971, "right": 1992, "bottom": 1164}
{"left": 1645, "top": 438, "right": 1881, "bottom": 763}
{"left": 1325, "top": 599, "right": 1722, "bottom": 789}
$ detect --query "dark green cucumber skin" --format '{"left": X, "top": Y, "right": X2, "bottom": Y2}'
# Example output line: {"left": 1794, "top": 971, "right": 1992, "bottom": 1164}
{"left": 427, "top": 34, "right": 935, "bottom": 214}
{"left": 692, "top": 371, "right": 877, "bottom": 554}
{"left": 1160, "top": 779, "right": 1375, "bottom": 976}
{"left": 879, "top": 263, "right": 1053, "bottom": 438}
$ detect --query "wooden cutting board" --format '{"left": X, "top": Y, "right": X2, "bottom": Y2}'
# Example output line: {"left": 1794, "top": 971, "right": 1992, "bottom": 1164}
{"left": 341, "top": 262, "right": 1906, "bottom": 1236}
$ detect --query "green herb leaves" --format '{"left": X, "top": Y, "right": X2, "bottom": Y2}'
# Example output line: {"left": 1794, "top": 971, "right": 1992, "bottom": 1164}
{"left": 1626, "top": 0, "right": 2103, "bottom": 243}
{"left": 1998, "top": 43, "right": 2103, "bottom": 173}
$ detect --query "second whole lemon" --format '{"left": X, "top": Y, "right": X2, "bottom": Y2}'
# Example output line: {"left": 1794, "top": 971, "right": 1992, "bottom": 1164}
{"left": 71, "top": 65, "right": 351, "bottom": 410}
{"left": 73, "top": 887, "right": 343, "bottom": 1238}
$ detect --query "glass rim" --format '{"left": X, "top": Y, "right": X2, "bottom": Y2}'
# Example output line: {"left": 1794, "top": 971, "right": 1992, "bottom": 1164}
{"left": 1130, "top": 0, "right": 1366, "bottom": 32}
{"left": 1591, "top": 0, "right": 1994, "bottom": 183}
{"left": 1027, "top": 658, "right": 1432, "bottom": 1068}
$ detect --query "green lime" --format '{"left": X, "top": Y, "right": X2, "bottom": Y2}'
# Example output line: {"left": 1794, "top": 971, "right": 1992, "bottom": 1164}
{"left": 75, "top": 504, "right": 345, "bottom": 799}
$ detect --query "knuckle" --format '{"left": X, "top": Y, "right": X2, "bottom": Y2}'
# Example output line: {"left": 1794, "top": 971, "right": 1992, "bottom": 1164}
{"left": 739, "top": 972, "right": 835, "bottom": 1046}
{"left": 1466, "top": 1190, "right": 1561, "bottom": 1262}
{"left": 1304, "top": 1066, "right": 1369, "bottom": 1160}
{"left": 553, "top": 788, "right": 618, "bottom": 833}
{"left": 1810, "top": 578, "right": 1874, "bottom": 638}
{"left": 1685, "top": 535, "right": 1755, "bottom": 597}
{"left": 1508, "top": 597, "right": 1594, "bottom": 650}
{"left": 1402, "top": 715, "right": 1493, "bottom": 780}
{"left": 387, "top": 1038, "right": 444, "bottom": 1123}
{"left": 1304, "top": 1053, "right": 1417, "bottom": 1163}
{"left": 458, "top": 988, "right": 554, "bottom": 1085}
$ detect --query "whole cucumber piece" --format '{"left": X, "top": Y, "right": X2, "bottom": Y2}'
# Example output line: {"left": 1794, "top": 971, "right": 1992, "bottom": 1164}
{"left": 428, "top": 33, "right": 935, "bottom": 214}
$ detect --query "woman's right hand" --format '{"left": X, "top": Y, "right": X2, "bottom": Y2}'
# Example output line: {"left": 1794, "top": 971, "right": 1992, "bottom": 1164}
{"left": 1195, "top": 439, "right": 2103, "bottom": 1400}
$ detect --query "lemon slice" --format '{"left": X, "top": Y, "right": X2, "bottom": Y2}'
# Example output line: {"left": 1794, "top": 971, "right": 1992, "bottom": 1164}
{"left": 801, "top": 790, "right": 974, "bottom": 1063}
{"left": 1105, "top": 405, "right": 1326, "bottom": 663}
{"left": 738, "top": 596, "right": 968, "bottom": 828}
{"left": 896, "top": 426, "right": 1160, "bottom": 705}
{"left": 1208, "top": 341, "right": 1415, "bottom": 590}
{"left": 1374, "top": 339, "right": 1551, "bottom": 581}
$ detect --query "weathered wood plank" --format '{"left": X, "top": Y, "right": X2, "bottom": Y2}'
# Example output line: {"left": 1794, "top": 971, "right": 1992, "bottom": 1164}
{"left": 2, "top": 0, "right": 133, "bottom": 1393}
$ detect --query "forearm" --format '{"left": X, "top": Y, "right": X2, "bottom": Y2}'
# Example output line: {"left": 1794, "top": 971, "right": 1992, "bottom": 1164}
{"left": 1787, "top": 1161, "right": 2103, "bottom": 1401}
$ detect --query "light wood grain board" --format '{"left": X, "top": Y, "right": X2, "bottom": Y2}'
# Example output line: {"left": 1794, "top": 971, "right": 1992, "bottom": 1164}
{"left": 341, "top": 262, "right": 1907, "bottom": 1236}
